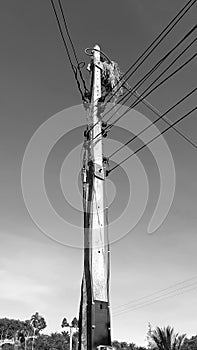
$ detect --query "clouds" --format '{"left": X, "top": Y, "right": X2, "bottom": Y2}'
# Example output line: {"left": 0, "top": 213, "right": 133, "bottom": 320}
{"left": 0, "top": 271, "right": 50, "bottom": 303}
{"left": 0, "top": 0, "right": 196, "bottom": 345}
{"left": 0, "top": 228, "right": 82, "bottom": 333}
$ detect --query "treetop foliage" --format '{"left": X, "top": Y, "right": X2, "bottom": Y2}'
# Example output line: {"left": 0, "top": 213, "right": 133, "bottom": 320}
{"left": 0, "top": 316, "right": 197, "bottom": 350}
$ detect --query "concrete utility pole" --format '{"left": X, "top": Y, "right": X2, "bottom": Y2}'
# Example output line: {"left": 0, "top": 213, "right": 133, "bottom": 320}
{"left": 78, "top": 45, "right": 112, "bottom": 350}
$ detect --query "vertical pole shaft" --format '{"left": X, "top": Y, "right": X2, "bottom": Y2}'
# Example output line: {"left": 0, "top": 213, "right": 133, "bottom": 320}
{"left": 90, "top": 45, "right": 111, "bottom": 349}
{"left": 78, "top": 44, "right": 111, "bottom": 350}
{"left": 91, "top": 45, "right": 107, "bottom": 301}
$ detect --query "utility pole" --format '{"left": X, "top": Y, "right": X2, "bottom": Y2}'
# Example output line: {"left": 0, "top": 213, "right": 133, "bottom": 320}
{"left": 78, "top": 45, "right": 112, "bottom": 350}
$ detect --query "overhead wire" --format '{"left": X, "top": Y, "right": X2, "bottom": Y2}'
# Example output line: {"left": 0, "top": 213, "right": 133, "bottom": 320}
{"left": 92, "top": 46, "right": 197, "bottom": 143}
{"left": 104, "top": 35, "right": 197, "bottom": 130}
{"left": 50, "top": 0, "right": 88, "bottom": 101}
{"left": 49, "top": 0, "right": 197, "bottom": 315}
{"left": 89, "top": 25, "right": 196, "bottom": 135}
{"left": 104, "top": 0, "right": 197, "bottom": 104}
{"left": 75, "top": 0, "right": 197, "bottom": 320}
{"left": 130, "top": 89, "right": 197, "bottom": 150}
{"left": 108, "top": 105, "right": 197, "bottom": 174}
{"left": 112, "top": 274, "right": 197, "bottom": 311}
{"left": 112, "top": 280, "right": 197, "bottom": 317}
{"left": 57, "top": 0, "right": 89, "bottom": 96}
{"left": 108, "top": 87, "right": 197, "bottom": 160}
{"left": 109, "top": 4, "right": 196, "bottom": 317}
{"left": 105, "top": 25, "right": 196, "bottom": 120}
{"left": 101, "top": 48, "right": 196, "bottom": 144}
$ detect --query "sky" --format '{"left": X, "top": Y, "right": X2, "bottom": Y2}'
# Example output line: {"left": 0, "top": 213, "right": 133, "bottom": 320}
{"left": 0, "top": 0, "right": 197, "bottom": 346}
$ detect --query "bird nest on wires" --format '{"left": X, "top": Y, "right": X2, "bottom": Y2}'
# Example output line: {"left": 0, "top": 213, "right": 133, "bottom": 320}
{"left": 101, "top": 60, "right": 124, "bottom": 102}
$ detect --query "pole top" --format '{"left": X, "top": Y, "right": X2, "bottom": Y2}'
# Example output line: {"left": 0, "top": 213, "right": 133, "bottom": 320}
{"left": 93, "top": 44, "right": 100, "bottom": 51}
{"left": 92, "top": 44, "right": 101, "bottom": 62}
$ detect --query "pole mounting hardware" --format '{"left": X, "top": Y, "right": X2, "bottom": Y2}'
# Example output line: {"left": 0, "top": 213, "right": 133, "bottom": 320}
{"left": 94, "top": 163, "right": 105, "bottom": 180}
{"left": 94, "top": 59, "right": 103, "bottom": 71}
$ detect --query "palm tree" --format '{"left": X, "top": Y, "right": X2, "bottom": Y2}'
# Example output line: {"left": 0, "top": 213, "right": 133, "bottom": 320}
{"left": 30, "top": 312, "right": 47, "bottom": 350}
{"left": 149, "top": 326, "right": 186, "bottom": 350}
{"left": 22, "top": 320, "right": 32, "bottom": 350}
{"left": 61, "top": 318, "right": 69, "bottom": 329}
{"left": 61, "top": 317, "right": 78, "bottom": 350}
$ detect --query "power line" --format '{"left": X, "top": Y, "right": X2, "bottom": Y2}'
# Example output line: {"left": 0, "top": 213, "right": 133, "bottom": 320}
{"left": 112, "top": 275, "right": 197, "bottom": 311}
{"left": 113, "top": 284, "right": 197, "bottom": 316}
{"left": 90, "top": 25, "right": 196, "bottom": 135}
{"left": 105, "top": 38, "right": 196, "bottom": 129}
{"left": 105, "top": 25, "right": 196, "bottom": 121}
{"left": 113, "top": 281, "right": 197, "bottom": 317}
{"left": 57, "top": 0, "right": 89, "bottom": 95}
{"left": 105, "top": 0, "right": 196, "bottom": 103}
{"left": 108, "top": 106, "right": 197, "bottom": 174}
{"left": 92, "top": 48, "right": 196, "bottom": 143}
{"left": 57, "top": 0, "right": 79, "bottom": 64}
{"left": 131, "top": 89, "right": 197, "bottom": 150}
{"left": 50, "top": 0, "right": 87, "bottom": 101}
{"left": 108, "top": 87, "right": 197, "bottom": 159}
{"left": 50, "top": 0, "right": 75, "bottom": 73}
{"left": 113, "top": 283, "right": 197, "bottom": 316}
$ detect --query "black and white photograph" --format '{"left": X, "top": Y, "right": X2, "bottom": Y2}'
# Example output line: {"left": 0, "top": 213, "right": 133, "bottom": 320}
{"left": 0, "top": 1, "right": 196, "bottom": 349}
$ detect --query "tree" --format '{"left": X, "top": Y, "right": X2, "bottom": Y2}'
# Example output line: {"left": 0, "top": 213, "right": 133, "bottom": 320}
{"left": 61, "top": 318, "right": 69, "bottom": 329}
{"left": 181, "top": 335, "right": 197, "bottom": 350}
{"left": 61, "top": 317, "right": 78, "bottom": 350}
{"left": 33, "top": 334, "right": 50, "bottom": 350}
{"left": 112, "top": 340, "right": 121, "bottom": 350}
{"left": 34, "top": 332, "right": 70, "bottom": 350}
{"left": 18, "top": 320, "right": 33, "bottom": 350}
{"left": 1, "top": 345, "right": 13, "bottom": 350}
{"left": 112, "top": 340, "right": 147, "bottom": 350}
{"left": 146, "top": 323, "right": 153, "bottom": 350}
{"left": 0, "top": 318, "right": 28, "bottom": 342}
{"left": 30, "top": 312, "right": 47, "bottom": 350}
{"left": 149, "top": 326, "right": 186, "bottom": 350}
{"left": 71, "top": 318, "right": 78, "bottom": 329}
